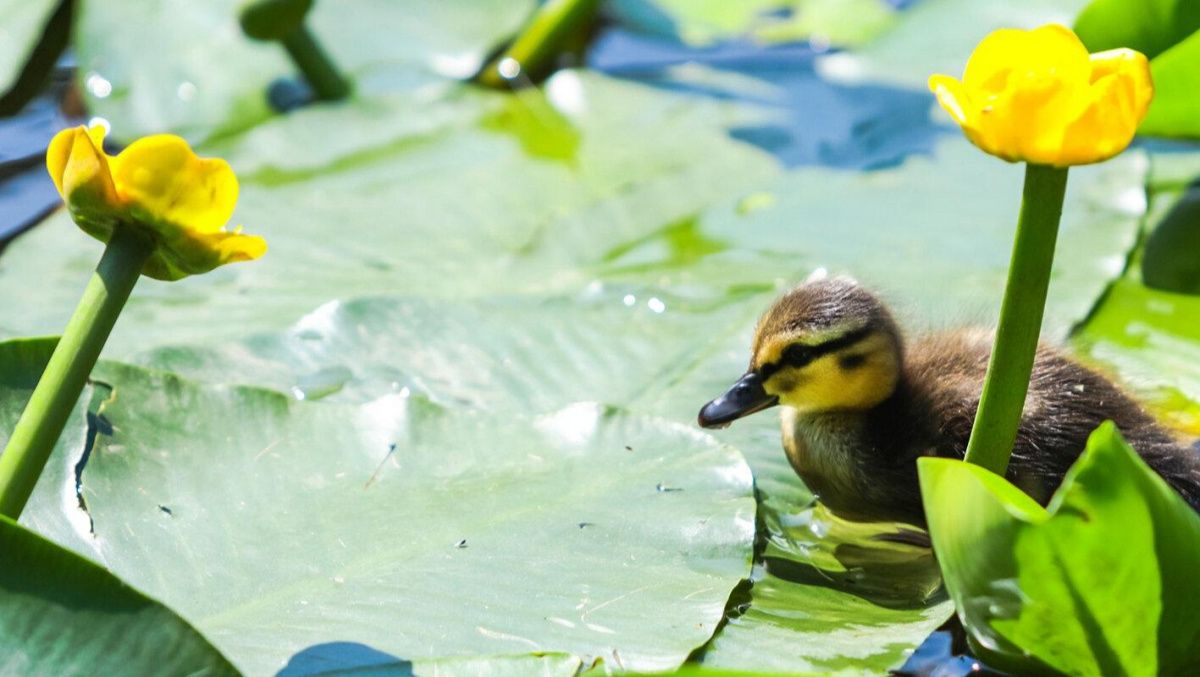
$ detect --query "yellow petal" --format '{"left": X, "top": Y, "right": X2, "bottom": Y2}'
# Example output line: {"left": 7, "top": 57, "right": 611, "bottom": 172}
{"left": 142, "top": 228, "right": 268, "bottom": 282}
{"left": 43, "top": 127, "right": 264, "bottom": 280}
{"left": 1089, "top": 48, "right": 1153, "bottom": 120}
{"left": 1057, "top": 75, "right": 1141, "bottom": 166}
{"left": 934, "top": 23, "right": 1153, "bottom": 166}
{"left": 55, "top": 126, "right": 121, "bottom": 219}
{"left": 963, "top": 25, "right": 1090, "bottom": 95}
{"left": 108, "top": 134, "right": 238, "bottom": 234}
{"left": 979, "top": 75, "right": 1088, "bottom": 164}
{"left": 929, "top": 74, "right": 976, "bottom": 128}
{"left": 45, "top": 128, "right": 76, "bottom": 196}
{"left": 46, "top": 125, "right": 110, "bottom": 196}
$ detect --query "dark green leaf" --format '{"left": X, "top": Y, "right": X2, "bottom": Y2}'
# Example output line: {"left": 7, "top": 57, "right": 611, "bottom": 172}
{"left": 0, "top": 0, "right": 61, "bottom": 104}
{"left": 0, "top": 0, "right": 72, "bottom": 117}
{"left": 1075, "top": 0, "right": 1200, "bottom": 138}
{"left": 919, "top": 424, "right": 1200, "bottom": 675}
{"left": 1075, "top": 0, "right": 1200, "bottom": 59}
{"left": 0, "top": 514, "right": 237, "bottom": 676}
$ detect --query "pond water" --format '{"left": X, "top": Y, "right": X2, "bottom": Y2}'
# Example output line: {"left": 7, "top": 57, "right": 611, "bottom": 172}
{"left": 2, "top": 0, "right": 1198, "bottom": 675}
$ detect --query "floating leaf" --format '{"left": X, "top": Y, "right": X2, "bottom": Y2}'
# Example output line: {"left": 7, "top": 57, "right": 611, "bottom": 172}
{"left": 607, "top": 0, "right": 897, "bottom": 48}
{"left": 0, "top": 510, "right": 235, "bottom": 675}
{"left": 3, "top": 339, "right": 756, "bottom": 675}
{"left": 75, "top": 0, "right": 536, "bottom": 141}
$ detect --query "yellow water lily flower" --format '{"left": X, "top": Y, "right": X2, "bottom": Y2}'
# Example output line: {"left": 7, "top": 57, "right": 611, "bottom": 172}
{"left": 46, "top": 125, "right": 266, "bottom": 281}
{"left": 929, "top": 24, "right": 1152, "bottom": 167}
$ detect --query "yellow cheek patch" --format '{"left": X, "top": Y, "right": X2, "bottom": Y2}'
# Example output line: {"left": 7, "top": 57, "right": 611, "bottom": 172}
{"left": 770, "top": 333, "right": 900, "bottom": 413}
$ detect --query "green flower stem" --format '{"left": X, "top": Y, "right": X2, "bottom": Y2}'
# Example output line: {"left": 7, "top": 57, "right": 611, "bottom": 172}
{"left": 283, "top": 25, "right": 350, "bottom": 101}
{"left": 963, "top": 163, "right": 1070, "bottom": 475}
{"left": 0, "top": 227, "right": 151, "bottom": 519}
{"left": 478, "top": 0, "right": 599, "bottom": 89}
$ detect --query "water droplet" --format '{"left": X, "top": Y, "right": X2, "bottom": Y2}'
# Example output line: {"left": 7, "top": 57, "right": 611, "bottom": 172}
{"left": 809, "top": 519, "right": 829, "bottom": 539}
{"left": 546, "top": 70, "right": 587, "bottom": 115}
{"left": 497, "top": 57, "right": 521, "bottom": 80}
{"left": 622, "top": 294, "right": 636, "bottom": 307}
{"left": 647, "top": 297, "right": 666, "bottom": 314}
{"left": 85, "top": 73, "right": 112, "bottom": 98}
{"left": 429, "top": 51, "right": 481, "bottom": 79}
{"left": 290, "top": 366, "right": 353, "bottom": 402}
{"left": 176, "top": 81, "right": 197, "bottom": 101}
{"left": 87, "top": 117, "right": 111, "bottom": 134}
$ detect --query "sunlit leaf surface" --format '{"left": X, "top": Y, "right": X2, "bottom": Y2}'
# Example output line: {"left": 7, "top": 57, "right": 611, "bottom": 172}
{"left": 5, "top": 339, "right": 756, "bottom": 676}
{"left": 0, "top": 0, "right": 1185, "bottom": 672}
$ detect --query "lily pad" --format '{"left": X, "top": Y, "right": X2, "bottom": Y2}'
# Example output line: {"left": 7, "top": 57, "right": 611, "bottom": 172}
{"left": 1, "top": 347, "right": 235, "bottom": 674}
{"left": 815, "top": 0, "right": 1092, "bottom": 88}
{"left": 0, "top": 71, "right": 778, "bottom": 354}
{"left": 607, "top": 0, "right": 898, "bottom": 48}
{"left": 697, "top": 563, "right": 951, "bottom": 674}
{"left": 75, "top": 0, "right": 536, "bottom": 142}
{"left": 0, "top": 514, "right": 238, "bottom": 677}
{"left": 5, "top": 339, "right": 756, "bottom": 676}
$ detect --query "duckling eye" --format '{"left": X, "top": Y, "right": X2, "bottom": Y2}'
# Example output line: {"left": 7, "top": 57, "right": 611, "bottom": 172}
{"left": 783, "top": 344, "right": 814, "bottom": 368}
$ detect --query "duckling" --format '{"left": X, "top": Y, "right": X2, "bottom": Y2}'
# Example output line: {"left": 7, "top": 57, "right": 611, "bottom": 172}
{"left": 698, "top": 276, "right": 1200, "bottom": 527}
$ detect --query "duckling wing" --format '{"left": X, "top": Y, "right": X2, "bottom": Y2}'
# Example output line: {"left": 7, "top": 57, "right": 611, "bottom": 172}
{"left": 906, "top": 330, "right": 1200, "bottom": 509}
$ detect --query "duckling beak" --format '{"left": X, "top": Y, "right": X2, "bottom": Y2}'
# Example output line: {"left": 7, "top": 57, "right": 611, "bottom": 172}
{"left": 698, "top": 372, "right": 779, "bottom": 429}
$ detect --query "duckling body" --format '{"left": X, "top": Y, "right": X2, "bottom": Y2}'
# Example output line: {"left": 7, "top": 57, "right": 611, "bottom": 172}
{"left": 699, "top": 278, "right": 1200, "bottom": 527}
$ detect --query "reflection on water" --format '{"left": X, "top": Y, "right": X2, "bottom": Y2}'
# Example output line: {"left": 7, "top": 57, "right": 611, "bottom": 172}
{"left": 588, "top": 29, "right": 944, "bottom": 171}
{"left": 767, "top": 502, "right": 943, "bottom": 607}
{"left": 277, "top": 642, "right": 412, "bottom": 676}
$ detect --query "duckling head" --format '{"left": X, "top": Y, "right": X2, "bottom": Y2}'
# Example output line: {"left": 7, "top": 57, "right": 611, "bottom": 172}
{"left": 699, "top": 277, "right": 903, "bottom": 428}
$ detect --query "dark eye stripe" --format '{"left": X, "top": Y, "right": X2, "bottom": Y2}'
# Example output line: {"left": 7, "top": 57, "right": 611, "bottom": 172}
{"left": 758, "top": 326, "right": 873, "bottom": 377}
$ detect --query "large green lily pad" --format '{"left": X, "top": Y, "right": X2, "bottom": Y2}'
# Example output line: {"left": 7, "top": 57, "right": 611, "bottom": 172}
{"left": 0, "top": 341, "right": 237, "bottom": 676}
{"left": 698, "top": 564, "right": 950, "bottom": 674}
{"left": 75, "top": 0, "right": 535, "bottom": 142}
{"left": 0, "top": 513, "right": 238, "bottom": 677}
{"left": 607, "top": 0, "right": 898, "bottom": 47}
{"left": 1, "top": 0, "right": 1170, "bottom": 669}
{"left": 815, "top": 0, "right": 1092, "bottom": 88}
{"left": 4, "top": 339, "right": 756, "bottom": 676}
{"left": 0, "top": 72, "right": 777, "bottom": 353}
